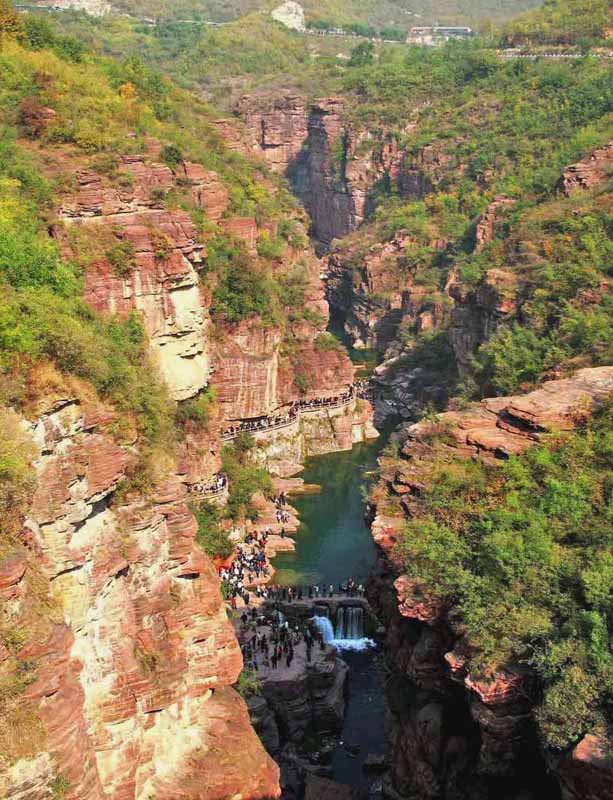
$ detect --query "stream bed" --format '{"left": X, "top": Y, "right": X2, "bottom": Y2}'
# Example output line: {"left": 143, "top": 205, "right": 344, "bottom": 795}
{"left": 272, "top": 436, "right": 389, "bottom": 795}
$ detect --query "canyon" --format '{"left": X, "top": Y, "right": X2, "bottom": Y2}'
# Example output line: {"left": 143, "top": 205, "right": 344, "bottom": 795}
{"left": 0, "top": 110, "right": 377, "bottom": 798}
{"left": 0, "top": 24, "right": 611, "bottom": 800}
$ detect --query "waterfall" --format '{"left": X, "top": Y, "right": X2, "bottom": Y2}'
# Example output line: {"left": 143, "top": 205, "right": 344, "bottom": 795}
{"left": 313, "top": 616, "right": 335, "bottom": 643}
{"left": 314, "top": 604, "right": 330, "bottom": 618}
{"left": 314, "top": 607, "right": 374, "bottom": 652}
{"left": 335, "top": 606, "right": 364, "bottom": 639}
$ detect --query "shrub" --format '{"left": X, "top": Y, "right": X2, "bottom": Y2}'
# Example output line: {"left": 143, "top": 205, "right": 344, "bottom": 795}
{"left": 0, "top": 407, "right": 35, "bottom": 541}
{"left": 475, "top": 324, "right": 550, "bottom": 395}
{"left": 256, "top": 230, "right": 286, "bottom": 261}
{"left": 222, "top": 438, "right": 272, "bottom": 522}
{"left": 106, "top": 239, "right": 136, "bottom": 277}
{"left": 314, "top": 332, "right": 345, "bottom": 352}
{"left": 235, "top": 667, "right": 261, "bottom": 698}
{"left": 175, "top": 388, "right": 216, "bottom": 425}
{"left": 0, "top": 0, "right": 23, "bottom": 40}
{"left": 160, "top": 143, "right": 183, "bottom": 168}
{"left": 211, "top": 258, "right": 275, "bottom": 324}
{"left": 193, "top": 500, "right": 233, "bottom": 559}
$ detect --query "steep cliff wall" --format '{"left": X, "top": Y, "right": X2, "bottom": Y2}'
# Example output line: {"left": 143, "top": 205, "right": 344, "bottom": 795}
{"left": 0, "top": 391, "right": 280, "bottom": 800}
{"left": 237, "top": 92, "right": 432, "bottom": 252}
{"left": 367, "top": 367, "right": 613, "bottom": 800}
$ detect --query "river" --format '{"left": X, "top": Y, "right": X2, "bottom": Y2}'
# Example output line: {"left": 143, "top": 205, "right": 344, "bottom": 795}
{"left": 272, "top": 435, "right": 389, "bottom": 795}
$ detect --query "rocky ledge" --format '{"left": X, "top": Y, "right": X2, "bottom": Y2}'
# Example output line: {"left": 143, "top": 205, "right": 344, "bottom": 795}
{"left": 367, "top": 367, "right": 613, "bottom": 800}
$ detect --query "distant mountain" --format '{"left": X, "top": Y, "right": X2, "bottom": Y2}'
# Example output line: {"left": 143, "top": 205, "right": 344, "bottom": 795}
{"left": 27, "top": 0, "right": 543, "bottom": 26}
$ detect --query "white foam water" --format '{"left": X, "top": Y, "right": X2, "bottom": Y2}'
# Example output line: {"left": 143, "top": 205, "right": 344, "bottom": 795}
{"left": 313, "top": 615, "right": 375, "bottom": 652}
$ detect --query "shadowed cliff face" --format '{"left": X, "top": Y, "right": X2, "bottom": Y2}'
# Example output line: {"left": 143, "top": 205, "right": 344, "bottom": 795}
{"left": 237, "top": 92, "right": 432, "bottom": 253}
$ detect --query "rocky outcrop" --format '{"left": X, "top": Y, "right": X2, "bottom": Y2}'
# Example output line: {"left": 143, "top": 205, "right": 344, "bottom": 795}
{"left": 474, "top": 195, "right": 514, "bottom": 251}
{"left": 262, "top": 648, "right": 348, "bottom": 744}
{"left": 81, "top": 208, "right": 210, "bottom": 400}
{"left": 248, "top": 396, "right": 378, "bottom": 477}
{"left": 402, "top": 366, "right": 613, "bottom": 464}
{"left": 326, "top": 231, "right": 448, "bottom": 352}
{"left": 561, "top": 142, "right": 612, "bottom": 194}
{"left": 368, "top": 367, "right": 613, "bottom": 800}
{"left": 448, "top": 265, "right": 519, "bottom": 377}
{"left": 237, "top": 93, "right": 433, "bottom": 252}
{"left": 56, "top": 154, "right": 231, "bottom": 401}
{"left": 0, "top": 396, "right": 281, "bottom": 800}
{"left": 271, "top": 1, "right": 306, "bottom": 31}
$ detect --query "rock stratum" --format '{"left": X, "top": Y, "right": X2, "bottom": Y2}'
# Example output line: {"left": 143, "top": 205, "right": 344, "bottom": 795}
{"left": 0, "top": 392, "right": 280, "bottom": 800}
{"left": 367, "top": 366, "right": 613, "bottom": 800}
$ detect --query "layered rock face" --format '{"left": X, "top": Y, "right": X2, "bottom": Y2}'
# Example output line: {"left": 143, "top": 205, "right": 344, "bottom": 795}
{"left": 0, "top": 395, "right": 280, "bottom": 800}
{"left": 244, "top": 396, "right": 378, "bottom": 477}
{"left": 367, "top": 367, "right": 613, "bottom": 800}
{"left": 57, "top": 153, "right": 228, "bottom": 401}
{"left": 561, "top": 141, "right": 612, "bottom": 194}
{"left": 237, "top": 92, "right": 426, "bottom": 252}
{"left": 326, "top": 231, "right": 448, "bottom": 353}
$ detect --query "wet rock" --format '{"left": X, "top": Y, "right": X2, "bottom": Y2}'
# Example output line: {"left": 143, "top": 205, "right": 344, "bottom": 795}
{"left": 363, "top": 753, "right": 386, "bottom": 772}
{"left": 304, "top": 773, "right": 368, "bottom": 800}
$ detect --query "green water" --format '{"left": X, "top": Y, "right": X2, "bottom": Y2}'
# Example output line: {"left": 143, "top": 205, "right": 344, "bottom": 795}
{"left": 272, "top": 433, "right": 391, "bottom": 792}
{"left": 273, "top": 434, "right": 385, "bottom": 589}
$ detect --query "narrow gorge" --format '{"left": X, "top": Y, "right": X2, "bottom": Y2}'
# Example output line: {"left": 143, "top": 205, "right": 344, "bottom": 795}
{"left": 0, "top": 3, "right": 611, "bottom": 800}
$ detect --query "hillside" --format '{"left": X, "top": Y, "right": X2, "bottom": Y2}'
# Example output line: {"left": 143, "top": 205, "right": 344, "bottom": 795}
{"left": 27, "top": 0, "right": 543, "bottom": 25}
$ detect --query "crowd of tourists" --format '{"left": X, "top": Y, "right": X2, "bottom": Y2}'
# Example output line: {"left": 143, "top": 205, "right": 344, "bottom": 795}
{"left": 221, "top": 380, "right": 373, "bottom": 440}
{"left": 187, "top": 472, "right": 227, "bottom": 496}
{"left": 240, "top": 607, "right": 327, "bottom": 672}
{"left": 220, "top": 529, "right": 271, "bottom": 607}
{"left": 219, "top": 493, "right": 295, "bottom": 607}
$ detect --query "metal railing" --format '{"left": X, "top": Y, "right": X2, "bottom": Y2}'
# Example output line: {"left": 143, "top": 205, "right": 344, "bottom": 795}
{"left": 221, "top": 383, "right": 373, "bottom": 441}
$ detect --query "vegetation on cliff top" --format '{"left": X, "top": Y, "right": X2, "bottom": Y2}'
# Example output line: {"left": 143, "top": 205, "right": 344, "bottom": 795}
{"left": 395, "top": 402, "right": 613, "bottom": 751}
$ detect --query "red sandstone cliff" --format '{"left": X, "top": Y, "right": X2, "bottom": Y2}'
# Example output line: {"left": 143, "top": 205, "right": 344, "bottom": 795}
{"left": 367, "top": 367, "right": 613, "bottom": 800}
{"left": 236, "top": 92, "right": 432, "bottom": 252}
{"left": 0, "top": 389, "right": 280, "bottom": 799}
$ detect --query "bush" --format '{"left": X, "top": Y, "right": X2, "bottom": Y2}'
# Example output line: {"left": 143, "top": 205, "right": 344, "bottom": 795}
{"left": 193, "top": 500, "right": 233, "bottom": 559}
{"left": 235, "top": 667, "right": 261, "bottom": 698}
{"left": 222, "top": 438, "right": 272, "bottom": 521}
{"left": 0, "top": 0, "right": 23, "bottom": 40}
{"left": 314, "top": 332, "right": 345, "bottom": 352}
{"left": 160, "top": 143, "right": 183, "bottom": 168}
{"left": 211, "top": 257, "right": 275, "bottom": 324}
{"left": 175, "top": 388, "right": 216, "bottom": 425}
{"left": 0, "top": 407, "right": 35, "bottom": 541}
{"left": 256, "top": 230, "right": 286, "bottom": 261}
{"left": 475, "top": 324, "right": 550, "bottom": 395}
{"left": 105, "top": 239, "right": 136, "bottom": 277}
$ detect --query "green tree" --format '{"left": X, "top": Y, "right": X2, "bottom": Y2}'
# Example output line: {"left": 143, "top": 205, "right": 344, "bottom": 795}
{"left": 348, "top": 41, "right": 374, "bottom": 68}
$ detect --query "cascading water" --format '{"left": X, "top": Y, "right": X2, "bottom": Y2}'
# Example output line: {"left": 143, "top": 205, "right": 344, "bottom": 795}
{"left": 335, "top": 606, "right": 364, "bottom": 639}
{"left": 314, "top": 608, "right": 374, "bottom": 651}
{"left": 313, "top": 615, "right": 335, "bottom": 643}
